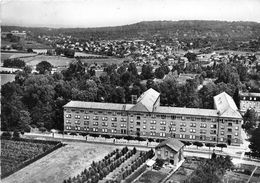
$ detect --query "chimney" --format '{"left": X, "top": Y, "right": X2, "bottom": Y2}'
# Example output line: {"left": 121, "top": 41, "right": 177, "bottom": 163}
{"left": 131, "top": 95, "right": 137, "bottom": 104}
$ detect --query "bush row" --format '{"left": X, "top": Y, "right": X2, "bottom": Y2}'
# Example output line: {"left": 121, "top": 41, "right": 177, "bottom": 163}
{"left": 64, "top": 147, "right": 136, "bottom": 183}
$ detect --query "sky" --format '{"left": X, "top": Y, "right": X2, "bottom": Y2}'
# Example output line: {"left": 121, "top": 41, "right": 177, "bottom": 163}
{"left": 1, "top": 0, "right": 260, "bottom": 28}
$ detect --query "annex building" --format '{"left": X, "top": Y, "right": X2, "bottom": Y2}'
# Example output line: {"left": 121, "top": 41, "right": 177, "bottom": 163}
{"left": 239, "top": 92, "right": 260, "bottom": 116}
{"left": 64, "top": 88, "right": 243, "bottom": 145}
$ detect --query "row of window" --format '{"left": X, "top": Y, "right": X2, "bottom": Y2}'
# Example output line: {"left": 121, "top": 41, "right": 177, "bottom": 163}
{"left": 65, "top": 112, "right": 240, "bottom": 124}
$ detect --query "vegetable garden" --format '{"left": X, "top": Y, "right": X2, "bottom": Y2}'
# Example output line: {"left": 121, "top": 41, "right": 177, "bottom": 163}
{"left": 64, "top": 147, "right": 155, "bottom": 183}
{"left": 1, "top": 137, "right": 62, "bottom": 178}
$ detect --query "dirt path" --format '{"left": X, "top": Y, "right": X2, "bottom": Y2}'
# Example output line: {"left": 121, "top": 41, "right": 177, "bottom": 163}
{"left": 2, "top": 142, "right": 116, "bottom": 183}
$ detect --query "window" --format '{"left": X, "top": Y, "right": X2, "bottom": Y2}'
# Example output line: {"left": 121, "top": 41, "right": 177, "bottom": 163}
{"left": 84, "top": 116, "right": 90, "bottom": 120}
{"left": 190, "top": 135, "right": 195, "bottom": 139}
{"left": 85, "top": 110, "right": 89, "bottom": 114}
{"left": 121, "top": 118, "right": 127, "bottom": 122}
{"left": 201, "top": 118, "right": 206, "bottom": 122}
{"left": 111, "top": 117, "right": 117, "bottom": 121}
{"left": 235, "top": 126, "right": 239, "bottom": 130}
{"left": 75, "top": 120, "right": 80, "bottom": 124}
{"left": 112, "top": 123, "right": 117, "bottom": 127}
{"left": 93, "top": 127, "right": 98, "bottom": 132}
{"left": 143, "top": 120, "right": 146, "bottom": 124}
{"left": 111, "top": 129, "right": 117, "bottom": 133}
{"left": 150, "top": 126, "right": 156, "bottom": 130}
{"left": 228, "top": 128, "right": 232, "bottom": 132}
{"left": 136, "top": 122, "right": 140, "bottom": 126}
{"left": 190, "top": 123, "right": 196, "bottom": 127}
{"left": 235, "top": 132, "right": 238, "bottom": 136}
{"left": 181, "top": 116, "right": 185, "bottom": 120}
{"left": 160, "top": 121, "right": 166, "bottom": 125}
{"left": 200, "top": 129, "right": 206, "bottom": 134}
{"left": 160, "top": 132, "right": 166, "bottom": 137}
{"left": 190, "top": 129, "right": 196, "bottom": 133}
{"left": 75, "top": 115, "right": 81, "bottom": 119}
{"left": 180, "top": 122, "right": 186, "bottom": 127}
{"left": 93, "top": 116, "right": 99, "bottom": 120}
{"left": 66, "top": 120, "right": 71, "bottom": 124}
{"left": 93, "top": 122, "right": 99, "bottom": 126}
{"left": 84, "top": 121, "right": 89, "bottom": 125}
{"left": 220, "top": 137, "right": 224, "bottom": 142}
{"left": 143, "top": 125, "right": 146, "bottom": 129}
{"left": 102, "top": 117, "right": 108, "bottom": 121}
{"left": 102, "top": 122, "right": 108, "bottom": 126}
{"left": 180, "top": 134, "right": 185, "bottom": 139}
{"left": 161, "top": 115, "right": 166, "bottom": 119}
{"left": 66, "top": 126, "right": 72, "bottom": 130}
{"left": 200, "top": 123, "right": 207, "bottom": 128}
{"left": 130, "top": 124, "right": 134, "bottom": 128}
{"left": 80, "top": 110, "right": 84, "bottom": 113}
{"left": 66, "top": 114, "right": 71, "bottom": 118}
{"left": 150, "top": 120, "right": 156, "bottom": 124}
{"left": 130, "top": 119, "right": 134, "bottom": 123}
{"left": 221, "top": 125, "right": 225, "bottom": 129}
{"left": 165, "top": 151, "right": 168, "bottom": 156}
{"left": 113, "top": 112, "right": 116, "bottom": 116}
{"left": 210, "top": 130, "right": 216, "bottom": 134}
{"left": 150, "top": 131, "right": 156, "bottom": 136}
{"left": 137, "top": 116, "right": 141, "bottom": 120}
{"left": 121, "top": 129, "right": 127, "bottom": 134}
{"left": 228, "top": 123, "right": 232, "bottom": 127}
{"left": 84, "top": 127, "right": 89, "bottom": 131}
{"left": 180, "top": 128, "right": 186, "bottom": 132}
{"left": 120, "top": 124, "right": 126, "bottom": 128}
{"left": 170, "top": 121, "right": 176, "bottom": 126}
{"left": 169, "top": 127, "right": 176, "bottom": 132}
{"left": 160, "top": 126, "right": 166, "bottom": 131}
{"left": 191, "top": 117, "right": 195, "bottom": 121}
{"left": 102, "top": 128, "right": 108, "bottom": 133}
{"left": 221, "top": 131, "right": 224, "bottom": 135}
{"left": 210, "top": 124, "right": 217, "bottom": 129}
{"left": 171, "top": 115, "right": 176, "bottom": 120}
{"left": 210, "top": 137, "right": 216, "bottom": 141}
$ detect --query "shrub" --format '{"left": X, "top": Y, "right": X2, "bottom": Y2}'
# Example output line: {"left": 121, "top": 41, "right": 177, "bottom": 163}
{"left": 1, "top": 131, "right": 12, "bottom": 139}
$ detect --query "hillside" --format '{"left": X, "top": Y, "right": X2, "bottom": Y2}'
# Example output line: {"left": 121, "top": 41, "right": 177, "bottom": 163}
{"left": 2, "top": 20, "right": 260, "bottom": 41}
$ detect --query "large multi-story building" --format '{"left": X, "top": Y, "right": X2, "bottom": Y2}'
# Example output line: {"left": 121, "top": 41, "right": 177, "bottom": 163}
{"left": 64, "top": 88, "right": 243, "bottom": 145}
{"left": 239, "top": 92, "right": 260, "bottom": 116}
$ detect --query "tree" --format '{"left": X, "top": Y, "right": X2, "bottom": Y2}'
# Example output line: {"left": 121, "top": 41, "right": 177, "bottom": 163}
{"left": 64, "top": 48, "right": 75, "bottom": 58}
{"left": 193, "top": 141, "right": 203, "bottom": 149}
{"left": 242, "top": 109, "right": 257, "bottom": 135}
{"left": 141, "top": 64, "right": 154, "bottom": 79}
{"left": 205, "top": 143, "right": 215, "bottom": 151}
{"left": 249, "top": 125, "right": 260, "bottom": 158}
{"left": 36, "top": 61, "right": 53, "bottom": 74}
{"left": 128, "top": 63, "right": 138, "bottom": 76}
{"left": 18, "top": 110, "right": 32, "bottom": 132}
{"left": 184, "top": 52, "right": 197, "bottom": 62}
{"left": 154, "top": 67, "right": 165, "bottom": 79}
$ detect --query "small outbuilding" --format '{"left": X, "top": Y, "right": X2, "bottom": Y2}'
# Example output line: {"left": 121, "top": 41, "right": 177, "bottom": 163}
{"left": 155, "top": 138, "right": 184, "bottom": 166}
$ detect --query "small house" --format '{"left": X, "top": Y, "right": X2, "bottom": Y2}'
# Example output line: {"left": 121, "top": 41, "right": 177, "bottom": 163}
{"left": 155, "top": 138, "right": 184, "bottom": 166}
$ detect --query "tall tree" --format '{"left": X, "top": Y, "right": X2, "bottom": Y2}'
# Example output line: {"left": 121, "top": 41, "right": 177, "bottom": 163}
{"left": 36, "top": 61, "right": 53, "bottom": 74}
{"left": 243, "top": 109, "right": 257, "bottom": 135}
{"left": 249, "top": 125, "right": 260, "bottom": 158}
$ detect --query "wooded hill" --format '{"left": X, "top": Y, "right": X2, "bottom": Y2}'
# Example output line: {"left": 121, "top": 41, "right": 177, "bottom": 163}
{"left": 2, "top": 20, "right": 260, "bottom": 40}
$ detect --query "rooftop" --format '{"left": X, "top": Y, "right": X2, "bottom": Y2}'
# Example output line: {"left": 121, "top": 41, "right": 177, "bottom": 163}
{"left": 213, "top": 92, "right": 242, "bottom": 118}
{"left": 156, "top": 138, "right": 184, "bottom": 152}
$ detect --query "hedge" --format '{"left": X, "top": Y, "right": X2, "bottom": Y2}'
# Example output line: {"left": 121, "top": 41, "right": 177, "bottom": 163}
{"left": 122, "top": 164, "right": 147, "bottom": 183}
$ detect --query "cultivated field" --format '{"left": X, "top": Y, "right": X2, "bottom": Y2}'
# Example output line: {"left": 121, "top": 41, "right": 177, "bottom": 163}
{"left": 2, "top": 142, "right": 116, "bottom": 183}
{"left": 1, "top": 138, "right": 61, "bottom": 179}
{"left": 20, "top": 55, "right": 76, "bottom": 67}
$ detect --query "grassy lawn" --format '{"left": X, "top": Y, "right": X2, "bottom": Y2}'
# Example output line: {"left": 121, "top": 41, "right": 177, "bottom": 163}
{"left": 167, "top": 167, "right": 194, "bottom": 182}
{"left": 135, "top": 170, "right": 167, "bottom": 183}
{"left": 2, "top": 142, "right": 116, "bottom": 183}
{"left": 20, "top": 55, "right": 76, "bottom": 67}
{"left": 1, "top": 74, "right": 16, "bottom": 85}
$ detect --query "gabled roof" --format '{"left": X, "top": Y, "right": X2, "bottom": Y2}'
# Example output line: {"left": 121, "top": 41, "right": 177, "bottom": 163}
{"left": 213, "top": 92, "right": 242, "bottom": 118}
{"left": 131, "top": 88, "right": 160, "bottom": 112}
{"left": 155, "top": 138, "right": 184, "bottom": 152}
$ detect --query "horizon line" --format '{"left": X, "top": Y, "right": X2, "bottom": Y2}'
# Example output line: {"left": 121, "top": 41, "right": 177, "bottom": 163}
{"left": 2, "top": 19, "right": 260, "bottom": 29}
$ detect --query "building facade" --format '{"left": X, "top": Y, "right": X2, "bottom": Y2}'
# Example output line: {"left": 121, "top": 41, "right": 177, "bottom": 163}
{"left": 155, "top": 138, "right": 184, "bottom": 166}
{"left": 240, "top": 92, "right": 260, "bottom": 116}
{"left": 64, "top": 89, "right": 243, "bottom": 146}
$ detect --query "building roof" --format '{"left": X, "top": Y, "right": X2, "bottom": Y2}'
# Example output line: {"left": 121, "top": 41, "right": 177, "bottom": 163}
{"left": 155, "top": 106, "right": 219, "bottom": 117}
{"left": 63, "top": 101, "right": 134, "bottom": 111}
{"left": 130, "top": 88, "right": 160, "bottom": 112}
{"left": 213, "top": 92, "right": 242, "bottom": 118}
{"left": 156, "top": 138, "right": 184, "bottom": 152}
{"left": 240, "top": 92, "right": 260, "bottom": 97}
